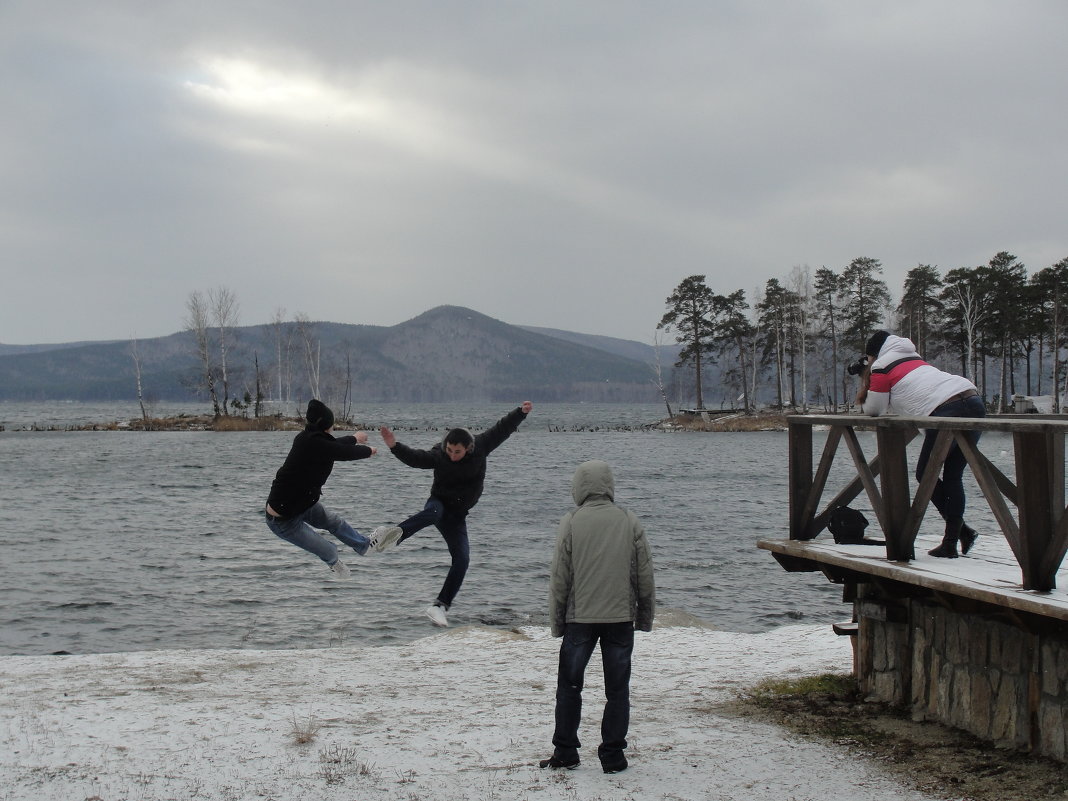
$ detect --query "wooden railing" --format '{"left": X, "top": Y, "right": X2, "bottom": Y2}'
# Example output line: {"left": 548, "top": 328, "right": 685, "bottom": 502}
{"left": 788, "top": 414, "right": 1068, "bottom": 592}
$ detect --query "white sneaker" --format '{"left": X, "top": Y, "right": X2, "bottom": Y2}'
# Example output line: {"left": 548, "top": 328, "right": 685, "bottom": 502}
{"left": 370, "top": 525, "right": 403, "bottom": 553}
{"left": 329, "top": 559, "right": 351, "bottom": 579}
{"left": 425, "top": 604, "right": 449, "bottom": 628}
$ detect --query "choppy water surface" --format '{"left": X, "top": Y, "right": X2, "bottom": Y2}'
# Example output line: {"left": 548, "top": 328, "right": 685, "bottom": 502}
{"left": 0, "top": 401, "right": 1004, "bottom": 655}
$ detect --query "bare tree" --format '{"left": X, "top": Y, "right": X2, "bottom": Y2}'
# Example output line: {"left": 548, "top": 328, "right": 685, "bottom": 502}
{"left": 185, "top": 290, "right": 221, "bottom": 416}
{"left": 271, "top": 307, "right": 291, "bottom": 404}
{"left": 295, "top": 313, "right": 321, "bottom": 400}
{"left": 650, "top": 329, "right": 674, "bottom": 420}
{"left": 209, "top": 286, "right": 240, "bottom": 416}
{"left": 941, "top": 268, "right": 990, "bottom": 382}
{"left": 130, "top": 337, "right": 148, "bottom": 421}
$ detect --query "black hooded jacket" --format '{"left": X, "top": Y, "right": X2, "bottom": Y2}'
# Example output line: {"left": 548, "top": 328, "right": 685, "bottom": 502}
{"left": 387, "top": 406, "right": 527, "bottom": 514}
{"left": 266, "top": 427, "right": 373, "bottom": 518}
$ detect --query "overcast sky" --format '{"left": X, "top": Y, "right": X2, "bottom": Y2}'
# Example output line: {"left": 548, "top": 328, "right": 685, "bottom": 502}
{"left": 3, "top": 1, "right": 1066, "bottom": 345}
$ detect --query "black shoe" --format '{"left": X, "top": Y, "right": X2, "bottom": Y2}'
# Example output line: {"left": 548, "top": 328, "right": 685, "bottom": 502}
{"left": 601, "top": 756, "right": 628, "bottom": 774}
{"left": 960, "top": 525, "right": 978, "bottom": 555}
{"left": 928, "top": 542, "right": 959, "bottom": 558}
{"left": 539, "top": 754, "right": 579, "bottom": 770}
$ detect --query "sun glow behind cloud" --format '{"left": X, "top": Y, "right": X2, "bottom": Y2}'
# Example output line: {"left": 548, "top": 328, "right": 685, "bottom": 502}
{"left": 184, "top": 57, "right": 387, "bottom": 125}
{"left": 180, "top": 55, "right": 708, "bottom": 242}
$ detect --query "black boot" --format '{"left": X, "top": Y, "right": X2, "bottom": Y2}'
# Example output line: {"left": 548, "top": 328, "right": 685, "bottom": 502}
{"left": 929, "top": 519, "right": 961, "bottom": 558}
{"left": 960, "top": 524, "right": 978, "bottom": 555}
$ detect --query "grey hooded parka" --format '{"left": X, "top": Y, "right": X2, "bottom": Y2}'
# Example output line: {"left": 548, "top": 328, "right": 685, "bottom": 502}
{"left": 548, "top": 460, "right": 655, "bottom": 637}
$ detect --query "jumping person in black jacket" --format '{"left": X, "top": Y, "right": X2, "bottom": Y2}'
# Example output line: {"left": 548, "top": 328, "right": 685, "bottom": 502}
{"left": 265, "top": 399, "right": 377, "bottom": 578}
{"left": 373, "top": 401, "right": 533, "bottom": 626}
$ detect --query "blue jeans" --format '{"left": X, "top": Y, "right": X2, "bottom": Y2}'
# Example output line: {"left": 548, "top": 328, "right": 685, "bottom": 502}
{"left": 916, "top": 394, "right": 986, "bottom": 522}
{"left": 397, "top": 497, "right": 470, "bottom": 608}
{"left": 551, "top": 622, "right": 634, "bottom": 764}
{"left": 265, "top": 502, "right": 370, "bottom": 564}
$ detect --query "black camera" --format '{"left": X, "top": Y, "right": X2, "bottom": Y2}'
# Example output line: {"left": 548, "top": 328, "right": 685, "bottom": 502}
{"left": 846, "top": 356, "right": 869, "bottom": 376}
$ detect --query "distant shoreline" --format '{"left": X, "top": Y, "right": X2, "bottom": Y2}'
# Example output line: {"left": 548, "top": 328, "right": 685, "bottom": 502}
{"left": 5, "top": 411, "right": 791, "bottom": 433}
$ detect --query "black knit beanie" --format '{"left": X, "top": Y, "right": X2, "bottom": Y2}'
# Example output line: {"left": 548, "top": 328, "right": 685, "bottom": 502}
{"left": 306, "top": 399, "right": 334, "bottom": 431}
{"left": 865, "top": 330, "right": 890, "bottom": 358}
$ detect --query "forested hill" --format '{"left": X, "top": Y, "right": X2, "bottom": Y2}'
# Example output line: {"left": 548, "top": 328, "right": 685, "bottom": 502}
{"left": 0, "top": 306, "right": 668, "bottom": 404}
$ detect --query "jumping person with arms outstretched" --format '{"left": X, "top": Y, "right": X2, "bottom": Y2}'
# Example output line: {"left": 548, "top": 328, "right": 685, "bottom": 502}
{"left": 264, "top": 399, "right": 376, "bottom": 578}
{"left": 371, "top": 401, "right": 533, "bottom": 626}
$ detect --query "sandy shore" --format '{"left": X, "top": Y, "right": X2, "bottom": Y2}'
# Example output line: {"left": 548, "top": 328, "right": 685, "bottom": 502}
{"left": 0, "top": 622, "right": 934, "bottom": 801}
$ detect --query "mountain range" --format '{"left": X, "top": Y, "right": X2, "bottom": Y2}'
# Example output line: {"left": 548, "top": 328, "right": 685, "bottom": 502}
{"left": 0, "top": 306, "right": 683, "bottom": 405}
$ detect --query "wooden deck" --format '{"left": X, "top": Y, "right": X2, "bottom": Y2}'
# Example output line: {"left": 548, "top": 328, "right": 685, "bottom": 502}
{"left": 758, "top": 534, "right": 1068, "bottom": 625}
{"left": 786, "top": 413, "right": 1068, "bottom": 592}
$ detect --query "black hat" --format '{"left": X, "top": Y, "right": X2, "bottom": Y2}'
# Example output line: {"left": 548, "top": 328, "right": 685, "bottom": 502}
{"left": 306, "top": 399, "right": 334, "bottom": 431}
{"left": 865, "top": 330, "right": 890, "bottom": 358}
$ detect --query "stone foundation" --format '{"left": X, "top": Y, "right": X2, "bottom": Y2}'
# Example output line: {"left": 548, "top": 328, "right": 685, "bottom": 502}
{"left": 854, "top": 582, "right": 1068, "bottom": 761}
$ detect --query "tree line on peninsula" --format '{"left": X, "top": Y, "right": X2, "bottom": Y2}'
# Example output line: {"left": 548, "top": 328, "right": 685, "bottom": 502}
{"left": 657, "top": 251, "right": 1068, "bottom": 414}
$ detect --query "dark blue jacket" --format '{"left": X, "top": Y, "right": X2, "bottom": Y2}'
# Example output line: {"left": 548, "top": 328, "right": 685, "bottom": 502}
{"left": 388, "top": 407, "right": 527, "bottom": 513}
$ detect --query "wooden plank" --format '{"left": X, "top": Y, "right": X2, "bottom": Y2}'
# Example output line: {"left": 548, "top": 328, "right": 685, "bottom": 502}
{"left": 1040, "top": 434, "right": 1068, "bottom": 582}
{"left": 958, "top": 430, "right": 1024, "bottom": 562}
{"left": 789, "top": 413, "right": 1068, "bottom": 436}
{"left": 798, "top": 425, "right": 844, "bottom": 539}
{"left": 1015, "top": 431, "right": 1056, "bottom": 591}
{"left": 904, "top": 428, "right": 955, "bottom": 551}
{"left": 812, "top": 428, "right": 919, "bottom": 533}
{"left": 757, "top": 537, "right": 1068, "bottom": 623}
{"left": 878, "top": 426, "right": 915, "bottom": 561}
{"left": 842, "top": 426, "right": 885, "bottom": 531}
{"left": 971, "top": 448, "right": 1019, "bottom": 506}
{"left": 832, "top": 621, "right": 859, "bottom": 636}
{"left": 789, "top": 421, "right": 813, "bottom": 540}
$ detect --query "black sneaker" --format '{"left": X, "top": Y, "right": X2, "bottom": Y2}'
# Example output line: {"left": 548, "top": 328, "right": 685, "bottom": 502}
{"left": 539, "top": 754, "right": 579, "bottom": 770}
{"left": 600, "top": 755, "right": 628, "bottom": 774}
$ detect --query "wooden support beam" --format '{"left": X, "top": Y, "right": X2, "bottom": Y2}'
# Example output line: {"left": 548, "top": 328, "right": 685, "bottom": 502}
{"left": 877, "top": 426, "right": 914, "bottom": 562}
{"left": 958, "top": 430, "right": 1024, "bottom": 562}
{"left": 782, "top": 414, "right": 1068, "bottom": 595}
{"left": 903, "top": 428, "right": 954, "bottom": 551}
{"left": 1015, "top": 431, "right": 1056, "bottom": 591}
{"left": 843, "top": 427, "right": 886, "bottom": 530}
{"left": 788, "top": 421, "right": 813, "bottom": 540}
{"left": 797, "top": 426, "right": 844, "bottom": 539}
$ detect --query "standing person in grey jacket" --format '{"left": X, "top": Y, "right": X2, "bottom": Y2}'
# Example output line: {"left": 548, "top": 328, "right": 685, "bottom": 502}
{"left": 540, "top": 460, "right": 655, "bottom": 775}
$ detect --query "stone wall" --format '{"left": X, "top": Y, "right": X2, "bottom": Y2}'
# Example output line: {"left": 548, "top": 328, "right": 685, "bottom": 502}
{"left": 853, "top": 582, "right": 1068, "bottom": 762}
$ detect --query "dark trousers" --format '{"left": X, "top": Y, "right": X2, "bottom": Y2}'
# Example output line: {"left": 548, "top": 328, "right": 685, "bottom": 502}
{"left": 551, "top": 621, "right": 634, "bottom": 763}
{"left": 915, "top": 394, "right": 986, "bottom": 522}
{"left": 397, "top": 497, "right": 470, "bottom": 608}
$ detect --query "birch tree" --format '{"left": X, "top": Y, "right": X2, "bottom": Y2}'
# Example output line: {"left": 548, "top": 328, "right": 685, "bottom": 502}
{"left": 295, "top": 313, "right": 321, "bottom": 401}
{"left": 209, "top": 286, "right": 240, "bottom": 416}
{"left": 185, "top": 290, "right": 221, "bottom": 416}
{"left": 130, "top": 337, "right": 147, "bottom": 421}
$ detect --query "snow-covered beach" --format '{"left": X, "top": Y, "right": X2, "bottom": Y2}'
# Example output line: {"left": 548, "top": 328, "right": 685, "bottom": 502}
{"left": 0, "top": 621, "right": 935, "bottom": 801}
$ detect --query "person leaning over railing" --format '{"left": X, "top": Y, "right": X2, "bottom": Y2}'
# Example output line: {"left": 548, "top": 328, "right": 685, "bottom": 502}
{"left": 853, "top": 330, "right": 986, "bottom": 558}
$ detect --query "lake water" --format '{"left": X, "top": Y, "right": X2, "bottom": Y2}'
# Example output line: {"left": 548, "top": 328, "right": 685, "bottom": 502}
{"left": 0, "top": 401, "right": 1004, "bottom": 656}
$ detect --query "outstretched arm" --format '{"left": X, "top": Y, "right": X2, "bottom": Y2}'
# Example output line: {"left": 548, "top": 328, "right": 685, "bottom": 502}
{"left": 379, "top": 425, "right": 438, "bottom": 468}
{"left": 379, "top": 426, "right": 397, "bottom": 449}
{"left": 477, "top": 402, "right": 532, "bottom": 455}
